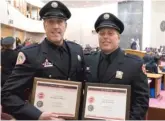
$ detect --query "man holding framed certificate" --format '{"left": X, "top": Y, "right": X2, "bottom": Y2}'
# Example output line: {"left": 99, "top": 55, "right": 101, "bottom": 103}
{"left": 31, "top": 78, "right": 82, "bottom": 120}
{"left": 82, "top": 83, "right": 131, "bottom": 120}
{"left": 1, "top": 1, "right": 85, "bottom": 120}
{"left": 84, "top": 12, "right": 149, "bottom": 120}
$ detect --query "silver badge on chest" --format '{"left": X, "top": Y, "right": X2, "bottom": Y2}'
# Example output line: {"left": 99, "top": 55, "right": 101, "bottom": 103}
{"left": 115, "top": 71, "right": 123, "bottom": 79}
{"left": 77, "top": 55, "right": 81, "bottom": 62}
{"left": 86, "top": 67, "right": 90, "bottom": 71}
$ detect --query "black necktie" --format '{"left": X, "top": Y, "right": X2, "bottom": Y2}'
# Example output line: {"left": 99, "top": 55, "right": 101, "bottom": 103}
{"left": 99, "top": 55, "right": 110, "bottom": 80}
{"left": 57, "top": 47, "right": 64, "bottom": 59}
{"left": 57, "top": 47, "right": 69, "bottom": 75}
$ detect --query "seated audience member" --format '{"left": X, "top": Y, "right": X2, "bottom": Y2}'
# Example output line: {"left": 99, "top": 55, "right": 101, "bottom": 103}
{"left": 162, "top": 66, "right": 165, "bottom": 72}
{"left": 154, "top": 56, "right": 162, "bottom": 73}
{"left": 143, "top": 54, "right": 152, "bottom": 64}
{"left": 143, "top": 55, "right": 158, "bottom": 73}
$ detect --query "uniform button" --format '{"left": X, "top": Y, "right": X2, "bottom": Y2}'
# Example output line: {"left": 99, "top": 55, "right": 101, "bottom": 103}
{"left": 86, "top": 67, "right": 90, "bottom": 71}
{"left": 49, "top": 75, "right": 52, "bottom": 78}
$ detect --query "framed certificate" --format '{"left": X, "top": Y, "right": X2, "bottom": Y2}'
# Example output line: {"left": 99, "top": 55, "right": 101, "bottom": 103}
{"left": 82, "top": 83, "right": 131, "bottom": 120}
{"left": 31, "top": 77, "right": 82, "bottom": 120}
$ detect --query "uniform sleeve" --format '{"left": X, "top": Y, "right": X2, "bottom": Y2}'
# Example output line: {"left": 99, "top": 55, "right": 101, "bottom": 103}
{"left": 11, "top": 51, "right": 18, "bottom": 69}
{"left": 83, "top": 54, "right": 91, "bottom": 81}
{"left": 130, "top": 61, "right": 149, "bottom": 120}
{"left": 81, "top": 48, "right": 86, "bottom": 81}
{"left": 1, "top": 51, "right": 42, "bottom": 120}
{"left": 76, "top": 46, "right": 86, "bottom": 82}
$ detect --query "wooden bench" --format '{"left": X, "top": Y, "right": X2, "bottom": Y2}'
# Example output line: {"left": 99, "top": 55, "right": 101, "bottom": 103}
{"left": 147, "top": 73, "right": 162, "bottom": 97}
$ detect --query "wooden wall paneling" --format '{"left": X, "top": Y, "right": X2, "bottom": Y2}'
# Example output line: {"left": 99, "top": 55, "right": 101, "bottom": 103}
{"left": 14, "top": 0, "right": 16, "bottom": 8}
{"left": 15, "top": 29, "right": 25, "bottom": 42}
{"left": 1, "top": 24, "right": 14, "bottom": 38}
{"left": 37, "top": 7, "right": 40, "bottom": 20}
{"left": 24, "top": 1, "right": 27, "bottom": 16}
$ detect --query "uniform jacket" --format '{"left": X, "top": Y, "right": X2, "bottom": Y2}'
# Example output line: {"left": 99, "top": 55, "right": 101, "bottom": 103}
{"left": 1, "top": 39, "right": 85, "bottom": 120}
{"left": 84, "top": 48, "right": 149, "bottom": 120}
{"left": 1, "top": 49, "right": 18, "bottom": 86}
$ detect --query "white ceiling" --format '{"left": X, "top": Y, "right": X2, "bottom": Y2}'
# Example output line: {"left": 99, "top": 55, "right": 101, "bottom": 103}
{"left": 40, "top": 0, "right": 125, "bottom": 8}
{"left": 152, "top": 1, "right": 165, "bottom": 13}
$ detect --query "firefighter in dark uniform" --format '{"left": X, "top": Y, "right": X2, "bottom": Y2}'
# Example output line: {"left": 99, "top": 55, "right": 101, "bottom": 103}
{"left": 1, "top": 1, "right": 85, "bottom": 120}
{"left": 84, "top": 13, "right": 149, "bottom": 120}
{"left": 1, "top": 37, "right": 18, "bottom": 87}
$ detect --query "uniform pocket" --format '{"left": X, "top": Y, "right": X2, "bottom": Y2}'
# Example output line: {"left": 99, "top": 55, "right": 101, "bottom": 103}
{"left": 36, "top": 67, "right": 63, "bottom": 79}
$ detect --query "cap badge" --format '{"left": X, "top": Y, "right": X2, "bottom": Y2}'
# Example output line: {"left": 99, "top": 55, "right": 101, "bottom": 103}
{"left": 51, "top": 2, "right": 58, "bottom": 8}
{"left": 103, "top": 13, "right": 110, "bottom": 19}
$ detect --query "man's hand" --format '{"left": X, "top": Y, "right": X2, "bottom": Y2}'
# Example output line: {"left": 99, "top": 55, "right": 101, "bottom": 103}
{"left": 38, "top": 112, "right": 65, "bottom": 120}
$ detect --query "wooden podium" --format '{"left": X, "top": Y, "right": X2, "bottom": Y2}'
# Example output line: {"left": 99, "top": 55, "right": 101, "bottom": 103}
{"left": 147, "top": 107, "right": 165, "bottom": 120}
{"left": 147, "top": 73, "right": 163, "bottom": 97}
{"left": 159, "top": 72, "right": 165, "bottom": 90}
{"left": 124, "top": 49, "right": 146, "bottom": 58}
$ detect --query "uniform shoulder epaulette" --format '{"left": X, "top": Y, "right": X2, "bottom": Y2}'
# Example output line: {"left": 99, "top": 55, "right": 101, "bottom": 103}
{"left": 91, "top": 51, "right": 98, "bottom": 55}
{"left": 66, "top": 40, "right": 81, "bottom": 46}
{"left": 84, "top": 51, "right": 98, "bottom": 56}
{"left": 21, "top": 43, "right": 38, "bottom": 50}
{"left": 84, "top": 52, "right": 91, "bottom": 55}
{"left": 125, "top": 53, "right": 142, "bottom": 61}
{"left": 87, "top": 51, "right": 99, "bottom": 57}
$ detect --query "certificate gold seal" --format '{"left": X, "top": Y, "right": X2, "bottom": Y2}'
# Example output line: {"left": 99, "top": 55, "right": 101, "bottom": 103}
{"left": 37, "top": 101, "right": 43, "bottom": 108}
{"left": 88, "top": 105, "right": 94, "bottom": 111}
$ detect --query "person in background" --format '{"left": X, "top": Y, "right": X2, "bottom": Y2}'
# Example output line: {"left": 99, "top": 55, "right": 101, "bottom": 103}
{"left": 95, "top": 47, "right": 100, "bottom": 52}
{"left": 143, "top": 55, "right": 159, "bottom": 74}
{"left": 84, "top": 44, "right": 92, "bottom": 54}
{"left": 130, "top": 38, "right": 137, "bottom": 50}
{"left": 24, "top": 38, "right": 32, "bottom": 46}
{"left": 154, "top": 55, "right": 161, "bottom": 73}
{"left": 15, "top": 37, "right": 23, "bottom": 51}
{"left": 162, "top": 66, "right": 165, "bottom": 72}
{"left": 1, "top": 37, "right": 18, "bottom": 87}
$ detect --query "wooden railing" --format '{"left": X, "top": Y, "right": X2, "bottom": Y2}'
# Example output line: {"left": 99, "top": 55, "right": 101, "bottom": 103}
{"left": 124, "top": 49, "right": 146, "bottom": 58}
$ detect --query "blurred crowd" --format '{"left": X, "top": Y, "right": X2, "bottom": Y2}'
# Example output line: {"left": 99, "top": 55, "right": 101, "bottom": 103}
{"left": 83, "top": 44, "right": 165, "bottom": 74}
{"left": 145, "top": 46, "right": 165, "bottom": 61}
{"left": 1, "top": 36, "right": 165, "bottom": 85}
{"left": 83, "top": 44, "right": 100, "bottom": 54}
{"left": 143, "top": 46, "right": 165, "bottom": 73}
{"left": 15, "top": 37, "right": 39, "bottom": 51}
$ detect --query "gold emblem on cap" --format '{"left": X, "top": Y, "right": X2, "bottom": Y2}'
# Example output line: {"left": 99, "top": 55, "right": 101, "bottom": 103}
{"left": 103, "top": 13, "right": 110, "bottom": 19}
{"left": 51, "top": 2, "right": 58, "bottom": 8}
